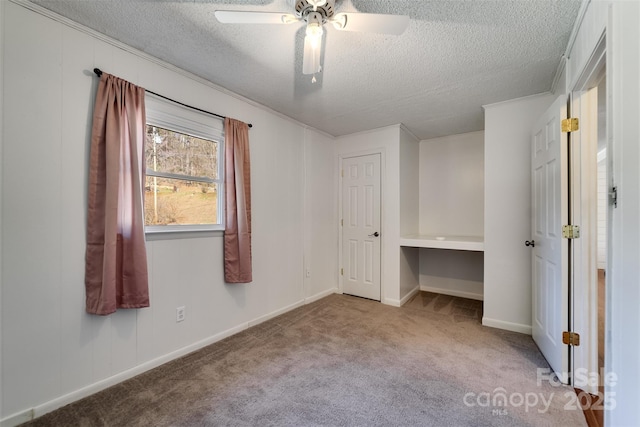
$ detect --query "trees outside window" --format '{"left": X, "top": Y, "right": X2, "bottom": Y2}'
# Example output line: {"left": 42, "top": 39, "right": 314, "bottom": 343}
{"left": 145, "top": 95, "right": 224, "bottom": 232}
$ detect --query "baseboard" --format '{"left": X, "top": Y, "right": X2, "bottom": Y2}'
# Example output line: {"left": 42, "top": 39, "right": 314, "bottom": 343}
{"left": 419, "top": 285, "right": 484, "bottom": 301}
{"left": 383, "top": 298, "right": 401, "bottom": 307}
{"left": 482, "top": 317, "right": 532, "bottom": 335}
{"left": 1, "top": 294, "right": 336, "bottom": 427}
{"left": 381, "top": 286, "right": 420, "bottom": 307}
{"left": 304, "top": 287, "right": 338, "bottom": 304}
{"left": 248, "top": 300, "right": 305, "bottom": 327}
{"left": 248, "top": 289, "right": 337, "bottom": 326}
{"left": 0, "top": 321, "right": 248, "bottom": 427}
{"left": 400, "top": 286, "right": 420, "bottom": 306}
{"left": 1, "top": 410, "right": 34, "bottom": 427}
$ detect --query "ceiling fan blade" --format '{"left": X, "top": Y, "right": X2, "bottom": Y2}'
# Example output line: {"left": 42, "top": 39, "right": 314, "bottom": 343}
{"left": 331, "top": 13, "right": 410, "bottom": 35}
{"left": 302, "top": 34, "right": 322, "bottom": 75}
{"left": 214, "top": 10, "right": 299, "bottom": 25}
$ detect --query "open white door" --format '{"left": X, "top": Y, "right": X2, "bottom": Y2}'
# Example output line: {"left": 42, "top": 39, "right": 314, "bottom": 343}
{"left": 530, "top": 95, "right": 570, "bottom": 382}
{"left": 341, "top": 153, "right": 381, "bottom": 301}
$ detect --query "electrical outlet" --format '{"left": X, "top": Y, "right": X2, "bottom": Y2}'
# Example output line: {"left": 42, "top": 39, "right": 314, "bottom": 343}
{"left": 176, "top": 306, "right": 186, "bottom": 323}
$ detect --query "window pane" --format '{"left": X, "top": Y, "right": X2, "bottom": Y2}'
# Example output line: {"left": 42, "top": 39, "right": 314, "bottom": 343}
{"left": 145, "top": 125, "right": 218, "bottom": 179}
{"left": 144, "top": 176, "right": 218, "bottom": 225}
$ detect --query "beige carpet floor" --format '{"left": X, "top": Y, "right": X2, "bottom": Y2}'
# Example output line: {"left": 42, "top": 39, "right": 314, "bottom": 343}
{"left": 24, "top": 292, "right": 587, "bottom": 426}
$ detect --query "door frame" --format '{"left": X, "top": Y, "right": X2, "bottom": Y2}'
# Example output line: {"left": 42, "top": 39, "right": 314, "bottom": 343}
{"left": 569, "top": 32, "right": 607, "bottom": 396}
{"left": 338, "top": 148, "right": 385, "bottom": 301}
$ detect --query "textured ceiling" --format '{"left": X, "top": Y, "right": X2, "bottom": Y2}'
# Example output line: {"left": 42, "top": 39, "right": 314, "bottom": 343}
{"left": 28, "top": 0, "right": 581, "bottom": 139}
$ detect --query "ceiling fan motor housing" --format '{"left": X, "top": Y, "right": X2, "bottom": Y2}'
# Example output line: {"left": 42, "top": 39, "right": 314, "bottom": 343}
{"left": 294, "top": 0, "right": 335, "bottom": 23}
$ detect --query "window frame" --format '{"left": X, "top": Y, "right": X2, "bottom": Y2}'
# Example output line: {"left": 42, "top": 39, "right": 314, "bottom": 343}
{"left": 144, "top": 94, "right": 225, "bottom": 234}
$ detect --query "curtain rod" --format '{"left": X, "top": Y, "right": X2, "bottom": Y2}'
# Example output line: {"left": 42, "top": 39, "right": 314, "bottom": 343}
{"left": 93, "top": 68, "right": 252, "bottom": 128}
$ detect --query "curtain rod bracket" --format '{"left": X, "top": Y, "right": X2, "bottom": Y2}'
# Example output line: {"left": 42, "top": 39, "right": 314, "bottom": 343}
{"left": 91, "top": 68, "right": 252, "bottom": 128}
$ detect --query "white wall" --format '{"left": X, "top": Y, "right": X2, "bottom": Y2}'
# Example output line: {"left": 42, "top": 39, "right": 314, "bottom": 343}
{"left": 336, "top": 125, "right": 402, "bottom": 305}
{"left": 398, "top": 127, "right": 420, "bottom": 302}
{"left": 399, "top": 128, "right": 420, "bottom": 239}
{"left": 483, "top": 93, "right": 555, "bottom": 334}
{"left": 603, "top": 2, "right": 640, "bottom": 424}
{"left": 304, "top": 129, "right": 339, "bottom": 299}
{"left": 0, "top": 2, "right": 336, "bottom": 424}
{"left": 419, "top": 131, "right": 484, "bottom": 236}
{"left": 419, "top": 249, "right": 484, "bottom": 300}
{"left": 418, "top": 131, "right": 484, "bottom": 300}
{"left": 565, "top": 1, "right": 607, "bottom": 94}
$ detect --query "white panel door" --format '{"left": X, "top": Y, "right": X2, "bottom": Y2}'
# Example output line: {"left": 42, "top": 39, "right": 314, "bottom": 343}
{"left": 342, "top": 154, "right": 381, "bottom": 301}
{"left": 531, "top": 95, "right": 570, "bottom": 382}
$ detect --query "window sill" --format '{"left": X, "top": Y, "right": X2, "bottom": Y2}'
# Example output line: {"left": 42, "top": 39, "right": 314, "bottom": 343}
{"left": 145, "top": 226, "right": 224, "bottom": 241}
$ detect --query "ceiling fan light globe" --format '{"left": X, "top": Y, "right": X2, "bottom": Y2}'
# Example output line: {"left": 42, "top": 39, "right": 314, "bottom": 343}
{"left": 306, "top": 22, "right": 324, "bottom": 47}
{"left": 303, "top": 33, "right": 322, "bottom": 74}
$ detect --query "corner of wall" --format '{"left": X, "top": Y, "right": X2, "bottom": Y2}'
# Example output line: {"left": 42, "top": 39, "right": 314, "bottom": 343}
{"left": 398, "top": 127, "right": 419, "bottom": 301}
{"left": 551, "top": 56, "right": 567, "bottom": 96}
{"left": 398, "top": 124, "right": 420, "bottom": 144}
{"left": 302, "top": 128, "right": 339, "bottom": 300}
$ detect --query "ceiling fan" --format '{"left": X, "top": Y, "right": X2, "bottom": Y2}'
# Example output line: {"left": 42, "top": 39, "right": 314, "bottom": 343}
{"left": 214, "top": 0, "right": 410, "bottom": 78}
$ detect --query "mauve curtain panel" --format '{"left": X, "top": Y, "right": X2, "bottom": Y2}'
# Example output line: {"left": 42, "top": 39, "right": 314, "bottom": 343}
{"left": 85, "top": 72, "right": 150, "bottom": 315}
{"left": 224, "top": 118, "right": 252, "bottom": 283}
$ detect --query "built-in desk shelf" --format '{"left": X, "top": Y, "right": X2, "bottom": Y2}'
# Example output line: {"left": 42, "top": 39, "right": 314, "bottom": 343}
{"left": 399, "top": 235, "right": 484, "bottom": 252}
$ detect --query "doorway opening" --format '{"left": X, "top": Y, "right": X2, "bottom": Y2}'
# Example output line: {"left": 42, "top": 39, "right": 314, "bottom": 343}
{"left": 570, "top": 33, "right": 608, "bottom": 427}
{"left": 595, "top": 74, "right": 607, "bottom": 398}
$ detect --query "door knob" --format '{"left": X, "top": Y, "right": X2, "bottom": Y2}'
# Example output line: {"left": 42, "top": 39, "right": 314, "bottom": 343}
{"left": 525, "top": 240, "right": 535, "bottom": 247}
{"left": 368, "top": 232, "right": 380, "bottom": 237}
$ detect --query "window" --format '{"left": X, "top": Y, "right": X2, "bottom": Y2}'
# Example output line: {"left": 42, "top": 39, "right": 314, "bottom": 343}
{"left": 144, "top": 94, "right": 224, "bottom": 232}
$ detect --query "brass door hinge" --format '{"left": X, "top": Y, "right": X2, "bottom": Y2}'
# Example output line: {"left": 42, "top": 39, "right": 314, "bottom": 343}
{"left": 341, "top": 219, "right": 343, "bottom": 226}
{"left": 561, "top": 118, "right": 579, "bottom": 132}
{"left": 340, "top": 268, "right": 343, "bottom": 276}
{"left": 562, "top": 225, "right": 580, "bottom": 239}
{"left": 610, "top": 186, "right": 618, "bottom": 208}
{"left": 562, "top": 331, "right": 581, "bottom": 346}
{"left": 341, "top": 169, "right": 344, "bottom": 177}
